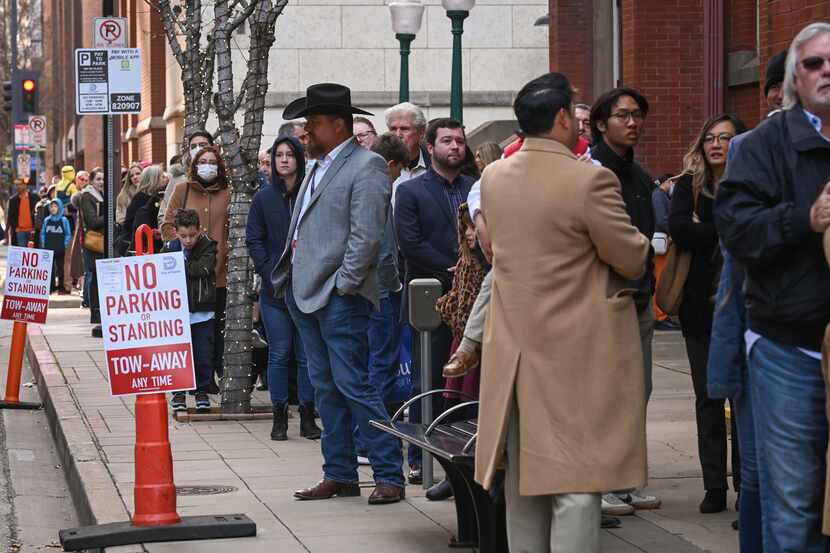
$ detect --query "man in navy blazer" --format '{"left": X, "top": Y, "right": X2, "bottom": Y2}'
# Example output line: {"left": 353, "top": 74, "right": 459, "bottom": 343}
{"left": 394, "top": 118, "right": 474, "bottom": 483}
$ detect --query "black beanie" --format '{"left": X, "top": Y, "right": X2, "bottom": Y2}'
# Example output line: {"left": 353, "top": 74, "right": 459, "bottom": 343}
{"left": 764, "top": 51, "right": 787, "bottom": 95}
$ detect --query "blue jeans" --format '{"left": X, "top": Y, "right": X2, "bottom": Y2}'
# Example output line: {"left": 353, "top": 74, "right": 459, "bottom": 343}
{"left": 287, "top": 286, "right": 404, "bottom": 487}
{"left": 260, "top": 299, "right": 314, "bottom": 406}
{"left": 733, "top": 368, "right": 762, "bottom": 553}
{"left": 368, "top": 292, "right": 402, "bottom": 403}
{"left": 191, "top": 319, "right": 215, "bottom": 393}
{"left": 749, "top": 337, "right": 830, "bottom": 553}
{"left": 15, "top": 231, "right": 31, "bottom": 247}
{"left": 355, "top": 292, "right": 402, "bottom": 456}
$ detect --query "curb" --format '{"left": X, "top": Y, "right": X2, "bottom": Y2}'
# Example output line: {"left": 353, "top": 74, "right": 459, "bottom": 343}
{"left": 25, "top": 324, "right": 143, "bottom": 553}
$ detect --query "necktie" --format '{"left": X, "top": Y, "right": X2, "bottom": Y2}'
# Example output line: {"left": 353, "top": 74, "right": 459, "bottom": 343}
{"left": 308, "top": 162, "right": 319, "bottom": 196}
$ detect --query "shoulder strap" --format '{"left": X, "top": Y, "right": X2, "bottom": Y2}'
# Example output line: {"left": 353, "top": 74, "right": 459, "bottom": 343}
{"left": 183, "top": 182, "right": 190, "bottom": 209}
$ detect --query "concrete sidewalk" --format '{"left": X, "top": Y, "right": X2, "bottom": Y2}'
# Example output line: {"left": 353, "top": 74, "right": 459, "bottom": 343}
{"left": 24, "top": 307, "right": 738, "bottom": 552}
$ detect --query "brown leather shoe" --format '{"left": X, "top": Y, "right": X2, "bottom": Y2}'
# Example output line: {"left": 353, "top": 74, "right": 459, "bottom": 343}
{"left": 442, "top": 349, "right": 479, "bottom": 378}
{"left": 294, "top": 479, "right": 361, "bottom": 500}
{"left": 368, "top": 483, "right": 405, "bottom": 505}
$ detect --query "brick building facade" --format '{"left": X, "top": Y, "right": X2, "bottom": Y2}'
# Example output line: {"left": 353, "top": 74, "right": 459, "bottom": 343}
{"left": 118, "top": 0, "right": 167, "bottom": 166}
{"left": 41, "top": 1, "right": 167, "bottom": 176}
{"left": 42, "top": 0, "right": 105, "bottom": 173}
{"left": 549, "top": 0, "right": 830, "bottom": 177}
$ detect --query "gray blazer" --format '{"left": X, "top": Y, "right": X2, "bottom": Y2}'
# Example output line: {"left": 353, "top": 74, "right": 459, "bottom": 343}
{"left": 271, "top": 138, "right": 390, "bottom": 314}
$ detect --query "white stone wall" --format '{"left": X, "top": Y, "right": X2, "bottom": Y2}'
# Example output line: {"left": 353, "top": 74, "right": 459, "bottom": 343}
{"left": 230, "top": 0, "right": 548, "bottom": 146}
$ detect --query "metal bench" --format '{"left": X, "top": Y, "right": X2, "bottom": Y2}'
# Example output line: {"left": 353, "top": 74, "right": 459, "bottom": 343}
{"left": 371, "top": 390, "right": 508, "bottom": 553}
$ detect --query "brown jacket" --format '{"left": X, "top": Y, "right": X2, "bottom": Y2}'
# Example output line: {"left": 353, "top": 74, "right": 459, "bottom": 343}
{"left": 161, "top": 179, "right": 230, "bottom": 287}
{"left": 474, "top": 138, "right": 650, "bottom": 495}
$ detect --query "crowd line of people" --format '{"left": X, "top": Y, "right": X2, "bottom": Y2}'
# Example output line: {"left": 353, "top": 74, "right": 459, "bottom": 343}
{"left": 6, "top": 19, "right": 830, "bottom": 553}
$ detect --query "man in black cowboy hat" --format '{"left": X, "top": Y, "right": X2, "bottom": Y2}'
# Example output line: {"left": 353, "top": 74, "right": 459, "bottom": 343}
{"left": 271, "top": 83, "right": 406, "bottom": 504}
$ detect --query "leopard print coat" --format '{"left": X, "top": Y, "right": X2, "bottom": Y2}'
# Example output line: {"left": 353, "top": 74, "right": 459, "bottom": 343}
{"left": 436, "top": 203, "right": 488, "bottom": 340}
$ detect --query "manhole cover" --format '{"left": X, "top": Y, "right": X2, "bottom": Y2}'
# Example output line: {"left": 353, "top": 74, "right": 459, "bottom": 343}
{"left": 176, "top": 485, "right": 237, "bottom": 496}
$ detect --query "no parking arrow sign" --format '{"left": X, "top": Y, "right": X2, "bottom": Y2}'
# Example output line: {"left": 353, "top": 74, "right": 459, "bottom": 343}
{"left": 28, "top": 116, "right": 46, "bottom": 149}
{"left": 94, "top": 17, "right": 128, "bottom": 48}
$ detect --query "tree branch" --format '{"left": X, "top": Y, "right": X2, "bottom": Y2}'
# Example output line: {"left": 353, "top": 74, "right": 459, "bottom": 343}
{"left": 144, "top": 0, "right": 190, "bottom": 41}
{"left": 152, "top": 0, "right": 186, "bottom": 68}
{"left": 225, "top": 0, "right": 258, "bottom": 36}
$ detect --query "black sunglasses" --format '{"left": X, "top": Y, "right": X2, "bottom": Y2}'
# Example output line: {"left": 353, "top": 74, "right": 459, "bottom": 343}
{"left": 800, "top": 56, "right": 830, "bottom": 72}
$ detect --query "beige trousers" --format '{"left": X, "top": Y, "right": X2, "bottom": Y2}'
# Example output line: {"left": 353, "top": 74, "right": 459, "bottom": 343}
{"left": 504, "top": 398, "right": 601, "bottom": 553}
{"left": 463, "top": 269, "right": 493, "bottom": 343}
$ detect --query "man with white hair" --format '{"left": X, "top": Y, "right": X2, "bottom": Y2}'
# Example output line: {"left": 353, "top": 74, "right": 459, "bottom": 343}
{"left": 257, "top": 149, "right": 272, "bottom": 181}
{"left": 385, "top": 102, "right": 431, "bottom": 202}
{"left": 715, "top": 21, "right": 830, "bottom": 552}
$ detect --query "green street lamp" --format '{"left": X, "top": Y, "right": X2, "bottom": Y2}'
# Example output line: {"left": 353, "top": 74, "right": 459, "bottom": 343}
{"left": 389, "top": 0, "right": 425, "bottom": 104}
{"left": 442, "top": 0, "right": 475, "bottom": 123}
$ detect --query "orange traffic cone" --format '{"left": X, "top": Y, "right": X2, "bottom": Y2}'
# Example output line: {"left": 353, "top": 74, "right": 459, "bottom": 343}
{"left": 131, "top": 224, "right": 180, "bottom": 526}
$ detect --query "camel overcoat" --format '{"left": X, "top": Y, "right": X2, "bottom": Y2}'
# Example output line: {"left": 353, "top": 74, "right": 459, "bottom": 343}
{"left": 474, "top": 137, "right": 651, "bottom": 495}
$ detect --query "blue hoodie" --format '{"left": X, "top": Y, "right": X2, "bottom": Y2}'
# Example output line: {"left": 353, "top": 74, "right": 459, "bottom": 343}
{"left": 40, "top": 198, "right": 72, "bottom": 253}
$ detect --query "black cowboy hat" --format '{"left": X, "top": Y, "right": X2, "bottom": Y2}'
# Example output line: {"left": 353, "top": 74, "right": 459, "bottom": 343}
{"left": 283, "top": 83, "right": 373, "bottom": 120}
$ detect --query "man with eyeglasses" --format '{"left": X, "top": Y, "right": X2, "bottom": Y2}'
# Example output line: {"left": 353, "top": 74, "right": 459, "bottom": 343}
{"left": 715, "top": 22, "right": 830, "bottom": 552}
{"left": 589, "top": 87, "right": 661, "bottom": 517}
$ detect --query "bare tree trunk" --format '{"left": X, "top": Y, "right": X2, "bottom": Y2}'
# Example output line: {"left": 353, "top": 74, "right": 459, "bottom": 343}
{"left": 213, "top": 0, "right": 285, "bottom": 413}
{"left": 154, "top": 0, "right": 215, "bottom": 143}
{"left": 149, "top": 0, "right": 286, "bottom": 414}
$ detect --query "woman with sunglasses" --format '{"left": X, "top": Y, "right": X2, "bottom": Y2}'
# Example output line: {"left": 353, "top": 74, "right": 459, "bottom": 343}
{"left": 669, "top": 113, "right": 746, "bottom": 514}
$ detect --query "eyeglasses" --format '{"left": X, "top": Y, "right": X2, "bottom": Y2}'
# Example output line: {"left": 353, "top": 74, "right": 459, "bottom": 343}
{"left": 800, "top": 56, "right": 830, "bottom": 72}
{"left": 610, "top": 110, "right": 644, "bottom": 123}
{"left": 703, "top": 132, "right": 734, "bottom": 145}
{"left": 355, "top": 131, "right": 376, "bottom": 140}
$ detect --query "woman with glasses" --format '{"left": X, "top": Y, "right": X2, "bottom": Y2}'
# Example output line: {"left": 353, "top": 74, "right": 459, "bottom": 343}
{"left": 669, "top": 113, "right": 746, "bottom": 514}
{"left": 353, "top": 116, "right": 378, "bottom": 150}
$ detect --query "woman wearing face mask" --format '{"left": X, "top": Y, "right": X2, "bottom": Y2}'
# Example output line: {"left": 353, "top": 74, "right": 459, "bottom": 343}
{"left": 79, "top": 168, "right": 106, "bottom": 337}
{"left": 162, "top": 146, "right": 231, "bottom": 393}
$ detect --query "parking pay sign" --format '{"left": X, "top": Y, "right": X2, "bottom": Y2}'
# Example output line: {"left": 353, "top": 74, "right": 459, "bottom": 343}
{"left": 75, "top": 48, "right": 142, "bottom": 115}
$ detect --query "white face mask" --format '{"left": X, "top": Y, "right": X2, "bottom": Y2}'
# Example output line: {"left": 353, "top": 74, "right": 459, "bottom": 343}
{"left": 190, "top": 145, "right": 204, "bottom": 158}
{"left": 196, "top": 164, "right": 218, "bottom": 182}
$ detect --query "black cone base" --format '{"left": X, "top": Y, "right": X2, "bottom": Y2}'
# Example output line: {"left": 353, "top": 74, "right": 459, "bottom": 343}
{"left": 59, "top": 514, "right": 256, "bottom": 551}
{"left": 0, "top": 400, "right": 42, "bottom": 410}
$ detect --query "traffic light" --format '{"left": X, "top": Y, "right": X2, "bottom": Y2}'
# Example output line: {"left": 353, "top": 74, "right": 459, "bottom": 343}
{"left": 2, "top": 81, "right": 11, "bottom": 113}
{"left": 20, "top": 76, "right": 37, "bottom": 115}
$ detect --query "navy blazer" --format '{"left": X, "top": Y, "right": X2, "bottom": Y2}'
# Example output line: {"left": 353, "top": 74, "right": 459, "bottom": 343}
{"left": 246, "top": 180, "right": 295, "bottom": 308}
{"left": 394, "top": 168, "right": 473, "bottom": 295}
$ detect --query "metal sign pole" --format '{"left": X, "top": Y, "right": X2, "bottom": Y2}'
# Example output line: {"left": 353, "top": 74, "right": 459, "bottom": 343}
{"left": 420, "top": 330, "right": 433, "bottom": 489}
{"left": 10, "top": 0, "right": 18, "bottom": 172}
{"left": 105, "top": 115, "right": 114, "bottom": 258}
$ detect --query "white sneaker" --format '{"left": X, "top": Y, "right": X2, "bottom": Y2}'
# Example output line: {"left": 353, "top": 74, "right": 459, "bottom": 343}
{"left": 357, "top": 455, "right": 371, "bottom": 466}
{"left": 602, "top": 493, "right": 635, "bottom": 516}
{"left": 619, "top": 489, "right": 661, "bottom": 510}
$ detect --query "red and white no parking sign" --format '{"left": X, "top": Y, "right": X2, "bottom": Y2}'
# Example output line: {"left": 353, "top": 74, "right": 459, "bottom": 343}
{"left": 94, "top": 17, "right": 128, "bottom": 48}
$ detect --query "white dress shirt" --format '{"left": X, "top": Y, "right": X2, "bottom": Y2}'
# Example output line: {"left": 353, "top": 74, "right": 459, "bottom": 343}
{"left": 293, "top": 137, "right": 354, "bottom": 243}
{"left": 391, "top": 149, "right": 428, "bottom": 207}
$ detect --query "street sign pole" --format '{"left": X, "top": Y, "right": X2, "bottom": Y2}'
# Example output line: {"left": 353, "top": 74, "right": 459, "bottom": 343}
{"left": 10, "top": 0, "right": 17, "bottom": 164}
{"left": 103, "top": 0, "right": 115, "bottom": 259}
{"left": 105, "top": 114, "right": 114, "bottom": 258}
